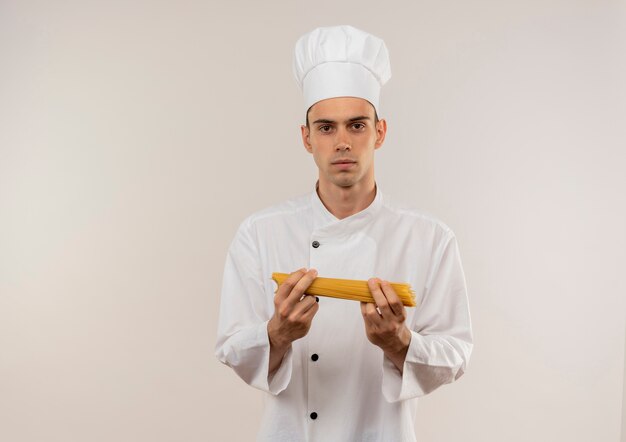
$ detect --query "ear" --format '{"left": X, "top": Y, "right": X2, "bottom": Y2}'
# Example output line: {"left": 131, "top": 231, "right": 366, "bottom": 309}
{"left": 374, "top": 118, "right": 387, "bottom": 150}
{"left": 301, "top": 125, "right": 313, "bottom": 153}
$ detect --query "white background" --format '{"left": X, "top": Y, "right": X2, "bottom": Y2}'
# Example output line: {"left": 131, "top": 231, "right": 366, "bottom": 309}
{"left": 1, "top": 1, "right": 625, "bottom": 441}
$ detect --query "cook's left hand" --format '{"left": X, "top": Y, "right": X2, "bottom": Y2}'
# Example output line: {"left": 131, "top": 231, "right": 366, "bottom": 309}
{"left": 361, "top": 278, "right": 412, "bottom": 369}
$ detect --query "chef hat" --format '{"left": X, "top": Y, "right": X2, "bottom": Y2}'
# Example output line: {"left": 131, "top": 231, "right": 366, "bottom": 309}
{"left": 292, "top": 25, "right": 391, "bottom": 114}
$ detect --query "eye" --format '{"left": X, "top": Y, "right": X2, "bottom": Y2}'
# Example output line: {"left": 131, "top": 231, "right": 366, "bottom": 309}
{"left": 351, "top": 122, "right": 366, "bottom": 130}
{"left": 319, "top": 125, "right": 333, "bottom": 133}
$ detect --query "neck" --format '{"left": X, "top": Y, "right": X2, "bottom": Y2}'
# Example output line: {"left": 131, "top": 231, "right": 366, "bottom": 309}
{"left": 316, "top": 178, "right": 377, "bottom": 220}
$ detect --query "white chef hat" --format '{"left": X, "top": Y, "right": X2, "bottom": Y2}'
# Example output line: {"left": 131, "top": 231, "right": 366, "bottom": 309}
{"left": 292, "top": 25, "right": 391, "bottom": 115}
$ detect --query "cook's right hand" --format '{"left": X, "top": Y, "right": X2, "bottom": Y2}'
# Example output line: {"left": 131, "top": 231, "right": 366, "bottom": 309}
{"left": 267, "top": 268, "right": 319, "bottom": 350}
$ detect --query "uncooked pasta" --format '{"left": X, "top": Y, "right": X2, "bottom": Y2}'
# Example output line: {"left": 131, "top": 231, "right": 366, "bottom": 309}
{"left": 271, "top": 272, "right": 416, "bottom": 307}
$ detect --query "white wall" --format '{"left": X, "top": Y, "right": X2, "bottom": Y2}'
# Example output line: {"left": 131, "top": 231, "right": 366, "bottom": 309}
{"left": 623, "top": 326, "right": 626, "bottom": 442}
{"left": 1, "top": 1, "right": 625, "bottom": 441}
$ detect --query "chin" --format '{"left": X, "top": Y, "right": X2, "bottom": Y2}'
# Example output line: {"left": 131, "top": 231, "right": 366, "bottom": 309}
{"left": 332, "top": 177, "right": 358, "bottom": 188}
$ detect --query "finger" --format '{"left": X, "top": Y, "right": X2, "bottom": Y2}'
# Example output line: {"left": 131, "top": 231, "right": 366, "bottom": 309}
{"left": 292, "top": 294, "right": 318, "bottom": 316}
{"left": 361, "top": 300, "right": 382, "bottom": 325}
{"left": 380, "top": 280, "right": 405, "bottom": 318}
{"left": 300, "top": 299, "right": 320, "bottom": 322}
{"left": 367, "top": 278, "right": 393, "bottom": 318}
{"left": 276, "top": 268, "right": 307, "bottom": 301}
{"left": 284, "top": 268, "right": 318, "bottom": 308}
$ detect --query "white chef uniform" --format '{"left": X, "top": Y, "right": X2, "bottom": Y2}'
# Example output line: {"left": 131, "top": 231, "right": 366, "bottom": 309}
{"left": 215, "top": 182, "right": 473, "bottom": 441}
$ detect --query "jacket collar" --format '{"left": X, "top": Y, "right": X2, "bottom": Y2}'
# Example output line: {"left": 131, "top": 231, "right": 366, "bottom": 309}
{"left": 310, "top": 180, "right": 383, "bottom": 236}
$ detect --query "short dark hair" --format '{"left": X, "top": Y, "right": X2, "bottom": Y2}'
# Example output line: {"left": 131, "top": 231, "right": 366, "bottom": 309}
{"left": 305, "top": 104, "right": 380, "bottom": 128}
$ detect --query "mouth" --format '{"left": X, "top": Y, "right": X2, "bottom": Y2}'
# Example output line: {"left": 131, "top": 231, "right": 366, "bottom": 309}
{"left": 332, "top": 160, "right": 356, "bottom": 170}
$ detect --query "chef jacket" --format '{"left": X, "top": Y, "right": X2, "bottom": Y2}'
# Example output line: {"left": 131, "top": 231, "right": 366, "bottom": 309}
{"left": 215, "top": 182, "right": 473, "bottom": 442}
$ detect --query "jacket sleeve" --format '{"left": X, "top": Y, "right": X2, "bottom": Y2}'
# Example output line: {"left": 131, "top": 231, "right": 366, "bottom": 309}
{"left": 382, "top": 231, "right": 473, "bottom": 402}
{"left": 214, "top": 219, "right": 293, "bottom": 395}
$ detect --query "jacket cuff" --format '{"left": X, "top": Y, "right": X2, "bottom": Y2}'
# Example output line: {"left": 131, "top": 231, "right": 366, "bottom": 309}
{"left": 216, "top": 320, "right": 294, "bottom": 395}
{"left": 265, "top": 321, "right": 294, "bottom": 395}
{"left": 381, "top": 330, "right": 461, "bottom": 402}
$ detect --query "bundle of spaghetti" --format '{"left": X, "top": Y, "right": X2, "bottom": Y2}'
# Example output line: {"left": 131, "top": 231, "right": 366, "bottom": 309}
{"left": 271, "top": 272, "right": 416, "bottom": 307}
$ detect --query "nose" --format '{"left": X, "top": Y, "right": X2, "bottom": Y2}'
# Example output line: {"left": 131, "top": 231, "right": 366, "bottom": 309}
{"left": 335, "top": 142, "right": 351, "bottom": 151}
{"left": 335, "top": 132, "right": 352, "bottom": 151}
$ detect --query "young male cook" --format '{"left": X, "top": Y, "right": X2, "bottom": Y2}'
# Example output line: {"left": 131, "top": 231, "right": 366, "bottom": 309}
{"left": 215, "top": 25, "right": 473, "bottom": 442}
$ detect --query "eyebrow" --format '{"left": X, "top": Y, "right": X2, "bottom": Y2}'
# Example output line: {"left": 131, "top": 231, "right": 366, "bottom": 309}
{"left": 312, "top": 115, "right": 371, "bottom": 125}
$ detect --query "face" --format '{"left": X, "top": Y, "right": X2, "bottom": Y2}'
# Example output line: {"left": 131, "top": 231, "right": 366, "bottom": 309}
{"left": 301, "top": 97, "right": 387, "bottom": 190}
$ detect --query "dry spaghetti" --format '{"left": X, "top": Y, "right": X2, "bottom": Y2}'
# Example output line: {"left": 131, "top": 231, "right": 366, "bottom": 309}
{"left": 271, "top": 272, "right": 416, "bottom": 307}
